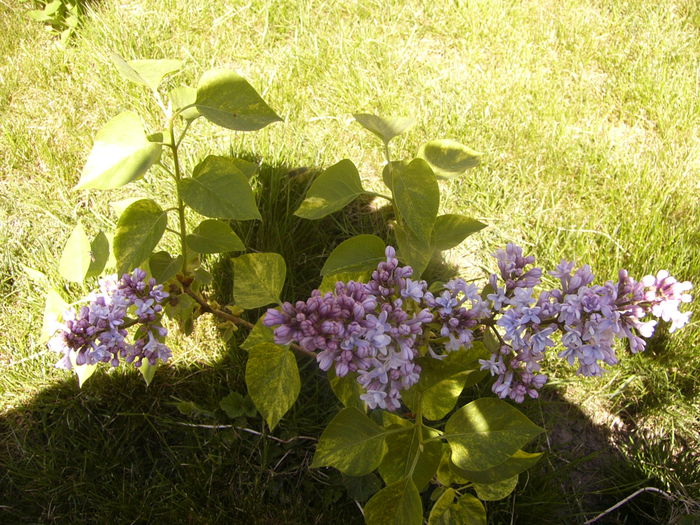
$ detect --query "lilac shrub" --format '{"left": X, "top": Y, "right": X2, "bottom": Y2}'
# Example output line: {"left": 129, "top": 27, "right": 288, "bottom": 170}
{"left": 48, "top": 269, "right": 172, "bottom": 370}
{"left": 265, "top": 244, "right": 693, "bottom": 410}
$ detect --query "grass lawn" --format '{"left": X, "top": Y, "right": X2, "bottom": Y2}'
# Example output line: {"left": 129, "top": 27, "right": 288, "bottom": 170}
{"left": 1, "top": 0, "right": 698, "bottom": 523}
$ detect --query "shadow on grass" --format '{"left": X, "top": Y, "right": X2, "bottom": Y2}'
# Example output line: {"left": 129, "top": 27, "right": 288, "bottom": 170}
{"left": 0, "top": 159, "right": 686, "bottom": 524}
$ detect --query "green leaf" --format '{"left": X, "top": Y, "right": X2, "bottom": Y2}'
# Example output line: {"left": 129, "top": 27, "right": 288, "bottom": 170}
{"left": 169, "top": 85, "right": 200, "bottom": 121}
{"left": 148, "top": 251, "right": 182, "bottom": 283}
{"left": 392, "top": 158, "right": 439, "bottom": 240}
{"left": 220, "top": 391, "right": 257, "bottom": 419}
{"left": 186, "top": 219, "right": 245, "bottom": 253}
{"left": 382, "top": 411, "right": 412, "bottom": 429}
{"left": 179, "top": 155, "right": 261, "bottom": 220}
{"left": 318, "top": 270, "right": 371, "bottom": 293}
{"left": 395, "top": 223, "right": 432, "bottom": 278}
{"left": 75, "top": 111, "right": 161, "bottom": 190}
{"left": 418, "top": 139, "right": 482, "bottom": 179}
{"left": 382, "top": 160, "right": 409, "bottom": 192}
{"left": 175, "top": 400, "right": 215, "bottom": 418}
{"left": 111, "top": 53, "right": 183, "bottom": 91}
{"left": 195, "top": 69, "right": 281, "bottom": 131}
{"left": 378, "top": 425, "right": 442, "bottom": 491}
{"left": 165, "top": 293, "right": 196, "bottom": 335}
{"left": 27, "top": 10, "right": 52, "bottom": 22}
{"left": 472, "top": 475, "right": 519, "bottom": 501}
{"left": 320, "top": 235, "right": 385, "bottom": 276}
{"left": 328, "top": 370, "right": 366, "bottom": 413}
{"left": 431, "top": 214, "right": 487, "bottom": 251}
{"left": 450, "top": 449, "right": 542, "bottom": 484}
{"left": 41, "top": 289, "right": 68, "bottom": 343}
{"left": 353, "top": 114, "right": 414, "bottom": 144}
{"left": 364, "top": 479, "right": 422, "bottom": 525}
{"left": 445, "top": 398, "right": 544, "bottom": 471}
{"left": 428, "top": 489, "right": 486, "bottom": 525}
{"left": 86, "top": 231, "right": 110, "bottom": 278}
{"left": 113, "top": 199, "right": 167, "bottom": 275}
{"left": 110, "top": 197, "right": 143, "bottom": 216}
{"left": 233, "top": 252, "right": 286, "bottom": 309}
{"left": 429, "top": 488, "right": 457, "bottom": 525}
{"left": 139, "top": 359, "right": 158, "bottom": 386}
{"left": 311, "top": 407, "right": 388, "bottom": 476}
{"left": 241, "top": 316, "right": 276, "bottom": 351}
{"left": 128, "top": 59, "right": 182, "bottom": 91}
{"left": 219, "top": 391, "right": 247, "bottom": 419}
{"left": 69, "top": 351, "right": 97, "bottom": 388}
{"left": 437, "top": 447, "right": 468, "bottom": 486}
{"left": 22, "top": 265, "right": 48, "bottom": 284}
{"left": 294, "top": 159, "right": 364, "bottom": 219}
{"left": 342, "top": 473, "right": 382, "bottom": 503}
{"left": 58, "top": 222, "right": 92, "bottom": 283}
{"left": 245, "top": 343, "right": 300, "bottom": 430}
{"left": 403, "top": 345, "right": 489, "bottom": 420}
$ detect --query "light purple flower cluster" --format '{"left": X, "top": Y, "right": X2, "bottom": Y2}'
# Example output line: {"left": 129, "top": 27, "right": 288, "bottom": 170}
{"left": 265, "top": 243, "right": 693, "bottom": 411}
{"left": 423, "top": 279, "right": 491, "bottom": 354}
{"left": 48, "top": 269, "right": 171, "bottom": 371}
{"left": 479, "top": 244, "right": 693, "bottom": 403}
{"left": 264, "top": 247, "right": 433, "bottom": 411}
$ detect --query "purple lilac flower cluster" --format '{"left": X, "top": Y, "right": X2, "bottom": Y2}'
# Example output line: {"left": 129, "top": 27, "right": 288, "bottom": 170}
{"left": 479, "top": 245, "right": 693, "bottom": 402}
{"left": 264, "top": 243, "right": 693, "bottom": 411}
{"left": 264, "top": 247, "right": 433, "bottom": 411}
{"left": 48, "top": 269, "right": 171, "bottom": 370}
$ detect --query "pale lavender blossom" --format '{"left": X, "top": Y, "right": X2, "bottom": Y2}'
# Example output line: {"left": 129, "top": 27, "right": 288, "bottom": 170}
{"left": 266, "top": 243, "right": 693, "bottom": 410}
{"left": 48, "top": 269, "right": 171, "bottom": 372}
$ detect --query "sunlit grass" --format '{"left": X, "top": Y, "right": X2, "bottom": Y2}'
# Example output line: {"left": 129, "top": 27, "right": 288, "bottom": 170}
{"left": 2, "top": 0, "right": 698, "bottom": 522}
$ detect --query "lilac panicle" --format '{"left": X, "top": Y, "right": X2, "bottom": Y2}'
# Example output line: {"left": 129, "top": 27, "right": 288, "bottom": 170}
{"left": 264, "top": 243, "right": 693, "bottom": 410}
{"left": 48, "top": 269, "right": 171, "bottom": 371}
{"left": 264, "top": 246, "right": 432, "bottom": 411}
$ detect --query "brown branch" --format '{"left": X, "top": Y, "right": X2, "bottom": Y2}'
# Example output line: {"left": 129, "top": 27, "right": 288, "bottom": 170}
{"left": 179, "top": 282, "right": 316, "bottom": 359}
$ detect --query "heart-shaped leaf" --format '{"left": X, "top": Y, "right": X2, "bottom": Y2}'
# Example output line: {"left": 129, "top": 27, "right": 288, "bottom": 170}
{"left": 69, "top": 351, "right": 97, "bottom": 388}
{"left": 58, "top": 222, "right": 92, "bottom": 283}
{"left": 432, "top": 214, "right": 487, "bottom": 251}
{"left": 241, "top": 316, "right": 275, "bottom": 351}
{"left": 86, "top": 231, "right": 110, "bottom": 278}
{"left": 113, "top": 199, "right": 167, "bottom": 275}
{"left": 450, "top": 449, "right": 542, "bottom": 484}
{"left": 245, "top": 343, "right": 300, "bottom": 430}
{"left": 472, "top": 475, "right": 519, "bottom": 501}
{"left": 179, "top": 155, "right": 261, "bottom": 220}
{"left": 169, "top": 85, "right": 200, "bottom": 121}
{"left": 311, "top": 407, "right": 389, "bottom": 476}
{"left": 418, "top": 139, "right": 482, "bottom": 179}
{"left": 328, "top": 370, "right": 366, "bottom": 413}
{"left": 378, "top": 425, "right": 442, "bottom": 491}
{"left": 402, "top": 345, "right": 489, "bottom": 420}
{"left": 41, "top": 289, "right": 68, "bottom": 343}
{"left": 76, "top": 111, "right": 161, "bottom": 190}
{"left": 186, "top": 219, "right": 245, "bottom": 253}
{"left": 111, "top": 53, "right": 183, "bottom": 91}
{"left": 195, "top": 69, "right": 281, "bottom": 131}
{"left": 233, "top": 252, "right": 286, "bottom": 309}
{"left": 394, "top": 223, "right": 432, "bottom": 278}
{"left": 139, "top": 359, "right": 158, "bottom": 386}
{"left": 445, "top": 398, "right": 544, "bottom": 471}
{"left": 321, "top": 235, "right": 385, "bottom": 276}
{"left": 392, "top": 158, "right": 439, "bottom": 241}
{"left": 428, "top": 489, "right": 486, "bottom": 525}
{"left": 364, "top": 479, "right": 422, "bottom": 525}
{"left": 294, "top": 159, "right": 364, "bottom": 219}
{"left": 148, "top": 251, "right": 182, "bottom": 283}
{"left": 353, "top": 114, "right": 414, "bottom": 144}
